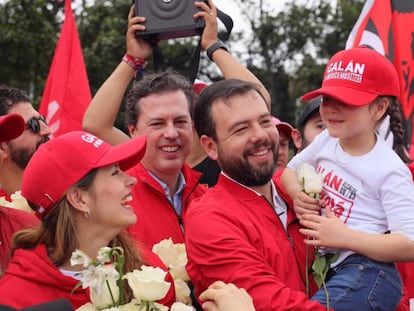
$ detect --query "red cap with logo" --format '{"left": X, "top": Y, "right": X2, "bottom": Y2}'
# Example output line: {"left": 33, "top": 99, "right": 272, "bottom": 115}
{"left": 302, "top": 47, "right": 400, "bottom": 106}
{"left": 21, "top": 131, "right": 147, "bottom": 218}
{"left": 0, "top": 114, "right": 25, "bottom": 143}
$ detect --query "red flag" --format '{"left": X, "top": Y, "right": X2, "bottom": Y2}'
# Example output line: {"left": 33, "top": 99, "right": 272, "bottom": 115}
{"left": 39, "top": 0, "right": 91, "bottom": 137}
{"left": 346, "top": 0, "right": 414, "bottom": 156}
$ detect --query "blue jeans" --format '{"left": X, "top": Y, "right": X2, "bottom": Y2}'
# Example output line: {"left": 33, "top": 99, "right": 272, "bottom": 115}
{"left": 311, "top": 254, "right": 402, "bottom": 311}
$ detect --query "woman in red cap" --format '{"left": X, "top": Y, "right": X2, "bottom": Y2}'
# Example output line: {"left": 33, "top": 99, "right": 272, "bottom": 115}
{"left": 282, "top": 47, "right": 414, "bottom": 310}
{"left": 0, "top": 131, "right": 176, "bottom": 309}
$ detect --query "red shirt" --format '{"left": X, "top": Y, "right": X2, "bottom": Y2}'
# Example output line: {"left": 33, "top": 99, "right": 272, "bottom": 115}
{"left": 0, "top": 207, "right": 39, "bottom": 272}
{"left": 127, "top": 163, "right": 206, "bottom": 248}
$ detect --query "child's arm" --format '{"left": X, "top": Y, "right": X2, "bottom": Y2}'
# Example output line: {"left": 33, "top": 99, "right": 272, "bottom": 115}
{"left": 299, "top": 208, "right": 414, "bottom": 262}
{"left": 281, "top": 168, "right": 321, "bottom": 218}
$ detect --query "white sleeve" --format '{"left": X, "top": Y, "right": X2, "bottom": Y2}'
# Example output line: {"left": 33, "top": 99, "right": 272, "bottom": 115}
{"left": 381, "top": 165, "right": 414, "bottom": 241}
{"left": 287, "top": 129, "right": 328, "bottom": 171}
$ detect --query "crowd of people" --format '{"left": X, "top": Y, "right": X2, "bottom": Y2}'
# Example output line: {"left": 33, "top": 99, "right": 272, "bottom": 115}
{"left": 1, "top": 0, "right": 414, "bottom": 310}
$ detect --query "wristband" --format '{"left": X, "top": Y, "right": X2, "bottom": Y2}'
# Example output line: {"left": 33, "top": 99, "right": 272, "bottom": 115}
{"left": 206, "top": 40, "right": 229, "bottom": 61}
{"left": 122, "top": 53, "right": 147, "bottom": 75}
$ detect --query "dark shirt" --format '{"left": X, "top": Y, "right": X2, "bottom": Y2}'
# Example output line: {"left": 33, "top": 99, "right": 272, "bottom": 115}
{"left": 192, "top": 157, "right": 221, "bottom": 188}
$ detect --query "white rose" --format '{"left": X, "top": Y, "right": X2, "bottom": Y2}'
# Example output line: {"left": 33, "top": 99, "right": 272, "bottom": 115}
{"left": 169, "top": 253, "right": 190, "bottom": 281}
{"left": 174, "top": 279, "right": 192, "bottom": 305}
{"left": 297, "top": 163, "right": 316, "bottom": 185}
{"left": 153, "top": 238, "right": 190, "bottom": 281}
{"left": 152, "top": 238, "right": 177, "bottom": 266}
{"left": 124, "top": 265, "right": 171, "bottom": 301}
{"left": 171, "top": 302, "right": 195, "bottom": 311}
{"left": 297, "top": 163, "right": 323, "bottom": 196}
{"left": 153, "top": 302, "right": 170, "bottom": 311}
{"left": 303, "top": 173, "right": 323, "bottom": 196}
{"left": 118, "top": 300, "right": 140, "bottom": 311}
{"left": 76, "top": 303, "right": 98, "bottom": 311}
{"left": 90, "top": 277, "right": 120, "bottom": 309}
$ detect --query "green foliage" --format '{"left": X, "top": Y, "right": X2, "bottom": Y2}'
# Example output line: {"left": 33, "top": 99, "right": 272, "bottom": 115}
{"left": 238, "top": 0, "right": 364, "bottom": 125}
{"left": 312, "top": 251, "right": 339, "bottom": 288}
{"left": 0, "top": 0, "right": 63, "bottom": 107}
{"left": 78, "top": 0, "right": 131, "bottom": 94}
{"left": 0, "top": 0, "right": 364, "bottom": 121}
{"left": 312, "top": 251, "right": 339, "bottom": 310}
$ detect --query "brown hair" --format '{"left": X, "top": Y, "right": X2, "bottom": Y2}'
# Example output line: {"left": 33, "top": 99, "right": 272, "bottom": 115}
{"left": 382, "top": 96, "right": 412, "bottom": 164}
{"left": 124, "top": 70, "right": 193, "bottom": 128}
{"left": 13, "top": 169, "right": 145, "bottom": 301}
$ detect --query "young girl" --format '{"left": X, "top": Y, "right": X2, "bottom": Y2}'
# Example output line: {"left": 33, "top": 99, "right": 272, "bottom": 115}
{"left": 0, "top": 131, "right": 176, "bottom": 309}
{"left": 281, "top": 47, "right": 414, "bottom": 310}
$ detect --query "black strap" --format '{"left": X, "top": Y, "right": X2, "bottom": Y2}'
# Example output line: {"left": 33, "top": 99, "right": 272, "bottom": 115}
{"left": 151, "top": 8, "right": 233, "bottom": 83}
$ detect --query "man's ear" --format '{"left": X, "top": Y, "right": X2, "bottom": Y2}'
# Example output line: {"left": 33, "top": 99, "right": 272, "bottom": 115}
{"left": 128, "top": 124, "right": 138, "bottom": 138}
{"left": 66, "top": 187, "right": 90, "bottom": 214}
{"left": 291, "top": 129, "right": 302, "bottom": 151}
{"left": 0, "top": 142, "right": 10, "bottom": 165}
{"left": 200, "top": 135, "right": 219, "bottom": 161}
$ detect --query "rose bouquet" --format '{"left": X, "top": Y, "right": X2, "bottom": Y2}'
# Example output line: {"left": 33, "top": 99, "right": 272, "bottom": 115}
{"left": 297, "top": 163, "right": 337, "bottom": 310}
{"left": 71, "top": 246, "right": 194, "bottom": 311}
{"left": 152, "top": 238, "right": 192, "bottom": 306}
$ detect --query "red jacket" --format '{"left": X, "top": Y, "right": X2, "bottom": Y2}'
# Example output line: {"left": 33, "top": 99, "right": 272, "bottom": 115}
{"left": 184, "top": 171, "right": 326, "bottom": 311}
{"left": 127, "top": 163, "right": 206, "bottom": 249}
{"left": 0, "top": 207, "right": 39, "bottom": 272}
{"left": 0, "top": 244, "right": 175, "bottom": 309}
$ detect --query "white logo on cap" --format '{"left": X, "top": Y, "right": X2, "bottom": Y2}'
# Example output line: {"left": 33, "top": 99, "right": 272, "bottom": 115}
{"left": 325, "top": 60, "right": 365, "bottom": 84}
{"left": 81, "top": 133, "right": 103, "bottom": 148}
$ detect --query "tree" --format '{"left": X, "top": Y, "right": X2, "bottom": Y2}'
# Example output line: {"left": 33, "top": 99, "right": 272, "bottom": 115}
{"left": 234, "top": 0, "right": 364, "bottom": 125}
{"left": 0, "top": 0, "right": 364, "bottom": 124}
{"left": 0, "top": 0, "right": 63, "bottom": 106}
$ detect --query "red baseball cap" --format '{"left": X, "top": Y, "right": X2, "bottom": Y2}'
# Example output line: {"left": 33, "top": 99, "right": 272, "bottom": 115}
{"left": 193, "top": 79, "right": 208, "bottom": 95}
{"left": 21, "top": 131, "right": 147, "bottom": 218}
{"left": 302, "top": 47, "right": 400, "bottom": 106}
{"left": 272, "top": 117, "right": 294, "bottom": 137}
{"left": 0, "top": 114, "right": 25, "bottom": 143}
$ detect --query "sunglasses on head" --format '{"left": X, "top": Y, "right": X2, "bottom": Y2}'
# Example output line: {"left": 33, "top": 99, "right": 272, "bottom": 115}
{"left": 25, "top": 115, "right": 48, "bottom": 134}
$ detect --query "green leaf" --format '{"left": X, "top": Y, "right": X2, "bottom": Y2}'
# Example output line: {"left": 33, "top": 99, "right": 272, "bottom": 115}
{"left": 312, "top": 253, "right": 326, "bottom": 275}
{"left": 71, "top": 280, "right": 83, "bottom": 295}
{"left": 311, "top": 251, "right": 339, "bottom": 289}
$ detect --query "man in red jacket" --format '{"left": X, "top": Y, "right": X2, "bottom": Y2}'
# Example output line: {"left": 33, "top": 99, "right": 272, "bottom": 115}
{"left": 185, "top": 79, "right": 328, "bottom": 310}
{"left": 0, "top": 113, "right": 39, "bottom": 274}
{"left": 82, "top": 1, "right": 271, "bottom": 250}
{"left": 0, "top": 85, "right": 52, "bottom": 197}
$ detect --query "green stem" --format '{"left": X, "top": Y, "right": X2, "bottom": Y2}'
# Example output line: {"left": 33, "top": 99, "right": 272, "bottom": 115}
{"left": 117, "top": 255, "right": 125, "bottom": 305}
{"left": 321, "top": 277, "right": 329, "bottom": 311}
{"left": 111, "top": 248, "right": 125, "bottom": 306}
{"left": 305, "top": 243, "right": 310, "bottom": 297}
{"left": 105, "top": 279, "right": 116, "bottom": 307}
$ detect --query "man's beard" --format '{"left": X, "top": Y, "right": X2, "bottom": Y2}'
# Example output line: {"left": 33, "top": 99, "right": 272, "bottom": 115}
{"left": 9, "top": 136, "right": 50, "bottom": 169}
{"left": 218, "top": 140, "right": 278, "bottom": 187}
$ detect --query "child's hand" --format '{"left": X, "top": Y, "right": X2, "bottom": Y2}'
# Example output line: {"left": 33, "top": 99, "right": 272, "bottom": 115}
{"left": 293, "top": 190, "right": 321, "bottom": 219}
{"left": 299, "top": 207, "right": 350, "bottom": 249}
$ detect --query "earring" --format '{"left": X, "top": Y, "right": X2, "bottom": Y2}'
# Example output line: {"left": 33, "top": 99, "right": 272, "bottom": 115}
{"left": 85, "top": 210, "right": 90, "bottom": 219}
